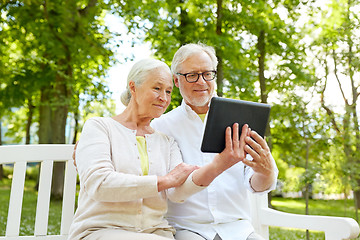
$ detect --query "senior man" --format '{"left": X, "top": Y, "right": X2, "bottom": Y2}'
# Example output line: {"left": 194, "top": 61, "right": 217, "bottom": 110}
{"left": 151, "top": 43, "right": 278, "bottom": 240}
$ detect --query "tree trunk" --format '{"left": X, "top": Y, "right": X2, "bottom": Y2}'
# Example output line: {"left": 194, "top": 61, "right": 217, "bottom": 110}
{"left": 50, "top": 72, "right": 70, "bottom": 200}
{"left": 178, "top": 0, "right": 190, "bottom": 45}
{"left": 39, "top": 87, "right": 53, "bottom": 144}
{"left": 0, "top": 117, "right": 3, "bottom": 180}
{"left": 38, "top": 71, "right": 70, "bottom": 199}
{"left": 354, "top": 188, "right": 359, "bottom": 221}
{"left": 215, "top": 0, "right": 224, "bottom": 97}
{"left": 72, "top": 106, "right": 79, "bottom": 144}
{"left": 305, "top": 142, "right": 310, "bottom": 240}
{"left": 37, "top": 87, "right": 53, "bottom": 191}
{"left": 257, "top": 29, "right": 274, "bottom": 208}
{"left": 25, "top": 98, "right": 34, "bottom": 144}
{"left": 257, "top": 30, "right": 267, "bottom": 104}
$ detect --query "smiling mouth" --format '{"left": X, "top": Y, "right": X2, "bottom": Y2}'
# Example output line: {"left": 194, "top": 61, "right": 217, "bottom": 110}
{"left": 154, "top": 104, "right": 165, "bottom": 108}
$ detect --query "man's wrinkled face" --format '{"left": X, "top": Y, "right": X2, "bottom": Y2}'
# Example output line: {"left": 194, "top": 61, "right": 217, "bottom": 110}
{"left": 174, "top": 52, "right": 216, "bottom": 113}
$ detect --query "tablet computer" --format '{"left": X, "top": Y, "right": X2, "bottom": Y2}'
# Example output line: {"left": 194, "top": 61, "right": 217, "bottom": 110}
{"left": 201, "top": 97, "right": 271, "bottom": 153}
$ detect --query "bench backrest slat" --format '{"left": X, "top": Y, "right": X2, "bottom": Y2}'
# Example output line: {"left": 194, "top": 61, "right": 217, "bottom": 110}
{"left": 60, "top": 161, "right": 77, "bottom": 235}
{"left": 6, "top": 161, "right": 27, "bottom": 237}
{"left": 35, "top": 160, "right": 54, "bottom": 236}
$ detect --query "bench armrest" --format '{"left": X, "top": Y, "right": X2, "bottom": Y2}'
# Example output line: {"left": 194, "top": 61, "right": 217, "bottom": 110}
{"left": 260, "top": 208, "right": 360, "bottom": 240}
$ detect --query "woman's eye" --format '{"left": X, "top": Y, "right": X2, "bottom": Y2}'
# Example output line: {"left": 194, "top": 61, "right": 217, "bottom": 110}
{"left": 166, "top": 90, "right": 171, "bottom": 94}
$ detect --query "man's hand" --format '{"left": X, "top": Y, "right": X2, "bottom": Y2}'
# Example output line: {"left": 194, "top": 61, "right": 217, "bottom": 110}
{"left": 215, "top": 123, "right": 250, "bottom": 171}
{"left": 191, "top": 123, "right": 250, "bottom": 186}
{"left": 243, "top": 130, "right": 275, "bottom": 191}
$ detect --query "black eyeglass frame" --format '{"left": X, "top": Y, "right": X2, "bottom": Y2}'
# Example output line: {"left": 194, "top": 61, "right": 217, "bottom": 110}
{"left": 176, "top": 70, "right": 217, "bottom": 83}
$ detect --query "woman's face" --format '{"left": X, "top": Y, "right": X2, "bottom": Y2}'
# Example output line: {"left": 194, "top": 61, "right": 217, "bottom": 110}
{"left": 132, "top": 68, "right": 173, "bottom": 119}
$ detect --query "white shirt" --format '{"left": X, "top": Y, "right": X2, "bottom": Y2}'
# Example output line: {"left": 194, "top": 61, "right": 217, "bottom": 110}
{"left": 151, "top": 100, "right": 278, "bottom": 240}
{"left": 68, "top": 117, "right": 205, "bottom": 240}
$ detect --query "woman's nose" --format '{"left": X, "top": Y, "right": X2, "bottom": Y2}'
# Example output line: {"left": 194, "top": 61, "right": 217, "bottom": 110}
{"left": 159, "top": 91, "right": 166, "bottom": 101}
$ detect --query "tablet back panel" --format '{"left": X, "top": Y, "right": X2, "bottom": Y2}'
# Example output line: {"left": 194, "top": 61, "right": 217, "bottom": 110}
{"left": 201, "top": 97, "right": 271, "bottom": 153}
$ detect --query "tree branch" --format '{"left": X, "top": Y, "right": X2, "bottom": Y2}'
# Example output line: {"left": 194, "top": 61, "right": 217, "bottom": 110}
{"left": 320, "top": 57, "right": 341, "bottom": 134}
{"left": 79, "top": 0, "right": 98, "bottom": 17}
{"left": 332, "top": 48, "right": 349, "bottom": 106}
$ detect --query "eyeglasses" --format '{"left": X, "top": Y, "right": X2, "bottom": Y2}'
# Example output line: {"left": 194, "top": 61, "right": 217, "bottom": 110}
{"left": 176, "top": 70, "right": 217, "bottom": 83}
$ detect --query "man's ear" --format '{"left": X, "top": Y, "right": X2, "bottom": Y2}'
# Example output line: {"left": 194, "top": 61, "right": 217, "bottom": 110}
{"left": 173, "top": 75, "right": 180, "bottom": 88}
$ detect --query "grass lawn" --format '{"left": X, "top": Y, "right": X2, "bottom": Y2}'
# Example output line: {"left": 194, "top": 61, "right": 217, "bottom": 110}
{"left": 0, "top": 179, "right": 64, "bottom": 236}
{"left": 1, "top": 179, "right": 359, "bottom": 239}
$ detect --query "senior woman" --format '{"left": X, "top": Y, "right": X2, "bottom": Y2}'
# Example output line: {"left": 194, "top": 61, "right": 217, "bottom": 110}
{"left": 68, "top": 58, "right": 249, "bottom": 240}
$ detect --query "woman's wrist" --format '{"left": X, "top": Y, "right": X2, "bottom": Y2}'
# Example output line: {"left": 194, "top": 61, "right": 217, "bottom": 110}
{"left": 157, "top": 175, "right": 171, "bottom": 192}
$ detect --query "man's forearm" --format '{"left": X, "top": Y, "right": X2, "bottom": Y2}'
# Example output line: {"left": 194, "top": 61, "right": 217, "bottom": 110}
{"left": 250, "top": 171, "right": 275, "bottom": 192}
{"left": 191, "top": 155, "right": 225, "bottom": 186}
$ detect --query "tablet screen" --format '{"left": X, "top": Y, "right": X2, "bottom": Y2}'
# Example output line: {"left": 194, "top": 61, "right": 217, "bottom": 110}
{"left": 201, "top": 97, "right": 271, "bottom": 153}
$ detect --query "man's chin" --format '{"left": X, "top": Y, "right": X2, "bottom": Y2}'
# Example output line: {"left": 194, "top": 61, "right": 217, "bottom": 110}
{"left": 186, "top": 96, "right": 211, "bottom": 108}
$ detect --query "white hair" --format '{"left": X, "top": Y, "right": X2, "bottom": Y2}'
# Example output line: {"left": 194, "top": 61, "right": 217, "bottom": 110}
{"left": 171, "top": 43, "right": 218, "bottom": 74}
{"left": 120, "top": 58, "right": 171, "bottom": 106}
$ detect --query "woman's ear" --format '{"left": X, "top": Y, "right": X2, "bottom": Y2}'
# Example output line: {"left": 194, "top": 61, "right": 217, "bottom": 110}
{"left": 129, "top": 81, "right": 136, "bottom": 95}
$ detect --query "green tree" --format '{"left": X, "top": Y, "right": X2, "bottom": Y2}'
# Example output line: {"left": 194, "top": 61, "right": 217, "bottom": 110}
{"left": 1, "top": 1, "right": 114, "bottom": 198}
{"left": 310, "top": 0, "right": 360, "bottom": 212}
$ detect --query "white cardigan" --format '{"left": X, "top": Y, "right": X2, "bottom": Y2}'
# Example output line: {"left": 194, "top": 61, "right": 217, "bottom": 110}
{"left": 68, "top": 117, "right": 204, "bottom": 240}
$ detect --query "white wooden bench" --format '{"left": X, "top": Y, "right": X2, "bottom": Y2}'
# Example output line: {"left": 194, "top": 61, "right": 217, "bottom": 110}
{"left": 0, "top": 144, "right": 359, "bottom": 240}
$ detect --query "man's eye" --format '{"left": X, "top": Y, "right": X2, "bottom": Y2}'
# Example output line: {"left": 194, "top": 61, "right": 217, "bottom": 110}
{"left": 187, "top": 73, "right": 197, "bottom": 78}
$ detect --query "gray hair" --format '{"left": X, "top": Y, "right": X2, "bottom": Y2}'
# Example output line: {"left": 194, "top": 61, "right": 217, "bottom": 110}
{"left": 120, "top": 58, "right": 171, "bottom": 106}
{"left": 171, "top": 43, "right": 218, "bottom": 74}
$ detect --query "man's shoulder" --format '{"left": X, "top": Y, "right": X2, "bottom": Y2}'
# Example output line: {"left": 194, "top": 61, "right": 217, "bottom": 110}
{"left": 152, "top": 106, "right": 182, "bottom": 125}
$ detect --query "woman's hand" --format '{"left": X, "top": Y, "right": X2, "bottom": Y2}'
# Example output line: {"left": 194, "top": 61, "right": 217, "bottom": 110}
{"left": 72, "top": 141, "right": 79, "bottom": 170}
{"left": 157, "top": 163, "right": 200, "bottom": 192}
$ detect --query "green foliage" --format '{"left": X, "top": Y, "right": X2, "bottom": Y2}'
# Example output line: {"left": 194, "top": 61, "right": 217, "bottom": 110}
{"left": 307, "top": 0, "right": 360, "bottom": 203}
{"left": 0, "top": 0, "right": 116, "bottom": 144}
{"left": 282, "top": 167, "right": 304, "bottom": 193}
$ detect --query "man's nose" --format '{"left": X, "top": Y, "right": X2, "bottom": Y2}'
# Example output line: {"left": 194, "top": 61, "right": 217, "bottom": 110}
{"left": 197, "top": 73, "right": 207, "bottom": 83}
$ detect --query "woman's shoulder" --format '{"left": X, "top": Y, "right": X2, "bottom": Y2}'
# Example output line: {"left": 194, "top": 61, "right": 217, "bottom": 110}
{"left": 83, "top": 117, "right": 116, "bottom": 130}
{"left": 84, "top": 116, "right": 104, "bottom": 125}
